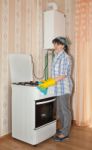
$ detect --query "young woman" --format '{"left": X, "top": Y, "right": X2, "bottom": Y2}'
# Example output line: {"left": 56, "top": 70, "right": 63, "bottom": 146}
{"left": 51, "top": 36, "right": 73, "bottom": 142}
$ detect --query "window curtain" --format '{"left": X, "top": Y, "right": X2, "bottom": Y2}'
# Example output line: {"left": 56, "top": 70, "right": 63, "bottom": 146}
{"left": 74, "top": 0, "right": 92, "bottom": 127}
{"left": 0, "top": 0, "right": 44, "bottom": 136}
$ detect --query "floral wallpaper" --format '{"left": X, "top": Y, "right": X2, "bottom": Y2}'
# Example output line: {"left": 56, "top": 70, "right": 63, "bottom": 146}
{"left": 0, "top": 0, "right": 65, "bottom": 136}
{"left": 0, "top": 0, "right": 44, "bottom": 136}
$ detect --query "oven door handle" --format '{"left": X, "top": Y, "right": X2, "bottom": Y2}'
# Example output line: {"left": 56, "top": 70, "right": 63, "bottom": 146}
{"left": 36, "top": 99, "right": 56, "bottom": 105}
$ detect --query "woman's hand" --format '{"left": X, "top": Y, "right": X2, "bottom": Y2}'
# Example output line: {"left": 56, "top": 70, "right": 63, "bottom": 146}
{"left": 38, "top": 78, "right": 56, "bottom": 88}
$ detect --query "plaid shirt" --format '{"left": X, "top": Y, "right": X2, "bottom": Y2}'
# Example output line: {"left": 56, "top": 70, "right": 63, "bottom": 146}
{"left": 51, "top": 50, "right": 73, "bottom": 96}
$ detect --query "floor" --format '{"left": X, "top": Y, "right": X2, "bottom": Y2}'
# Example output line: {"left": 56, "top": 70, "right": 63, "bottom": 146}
{"left": 0, "top": 125, "right": 92, "bottom": 150}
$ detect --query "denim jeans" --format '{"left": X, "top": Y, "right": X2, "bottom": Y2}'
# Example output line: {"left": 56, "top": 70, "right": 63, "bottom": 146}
{"left": 56, "top": 94, "right": 72, "bottom": 136}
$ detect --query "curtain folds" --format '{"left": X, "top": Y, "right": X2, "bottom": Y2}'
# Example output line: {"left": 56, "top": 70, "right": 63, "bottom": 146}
{"left": 74, "top": 0, "right": 92, "bottom": 127}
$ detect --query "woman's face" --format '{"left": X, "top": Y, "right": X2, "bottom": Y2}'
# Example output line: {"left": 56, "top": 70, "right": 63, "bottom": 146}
{"left": 53, "top": 43, "right": 64, "bottom": 53}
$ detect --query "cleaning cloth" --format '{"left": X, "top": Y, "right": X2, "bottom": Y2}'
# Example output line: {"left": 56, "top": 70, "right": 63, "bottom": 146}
{"left": 37, "top": 81, "right": 48, "bottom": 95}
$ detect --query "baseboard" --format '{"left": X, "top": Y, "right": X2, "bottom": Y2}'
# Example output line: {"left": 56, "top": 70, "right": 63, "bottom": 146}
{"left": 0, "top": 133, "right": 11, "bottom": 140}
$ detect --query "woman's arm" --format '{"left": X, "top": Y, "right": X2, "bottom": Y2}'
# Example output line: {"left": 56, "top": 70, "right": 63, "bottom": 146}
{"left": 54, "top": 75, "right": 66, "bottom": 82}
{"left": 54, "top": 56, "right": 72, "bottom": 82}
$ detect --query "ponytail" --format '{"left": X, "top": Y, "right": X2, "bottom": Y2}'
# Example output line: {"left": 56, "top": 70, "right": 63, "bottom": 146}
{"left": 64, "top": 45, "right": 69, "bottom": 54}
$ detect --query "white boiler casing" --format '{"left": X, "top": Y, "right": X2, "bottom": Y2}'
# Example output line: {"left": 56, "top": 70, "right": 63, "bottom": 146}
{"left": 44, "top": 10, "right": 65, "bottom": 49}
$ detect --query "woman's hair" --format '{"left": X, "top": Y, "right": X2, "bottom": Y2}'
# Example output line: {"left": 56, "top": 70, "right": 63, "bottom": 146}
{"left": 52, "top": 37, "right": 70, "bottom": 54}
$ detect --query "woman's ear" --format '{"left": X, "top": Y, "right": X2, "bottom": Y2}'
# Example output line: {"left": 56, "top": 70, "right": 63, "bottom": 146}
{"left": 61, "top": 44, "right": 64, "bottom": 49}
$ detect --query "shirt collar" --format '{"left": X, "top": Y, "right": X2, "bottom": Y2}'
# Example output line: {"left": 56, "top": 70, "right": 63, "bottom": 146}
{"left": 53, "top": 50, "right": 64, "bottom": 65}
{"left": 54, "top": 50, "right": 64, "bottom": 58}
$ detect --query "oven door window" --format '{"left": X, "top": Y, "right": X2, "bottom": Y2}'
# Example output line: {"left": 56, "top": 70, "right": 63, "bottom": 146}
{"left": 35, "top": 97, "right": 56, "bottom": 128}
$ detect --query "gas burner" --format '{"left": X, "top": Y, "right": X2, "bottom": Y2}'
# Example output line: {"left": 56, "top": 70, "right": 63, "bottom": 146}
{"left": 25, "top": 81, "right": 39, "bottom": 86}
{"left": 13, "top": 81, "right": 39, "bottom": 86}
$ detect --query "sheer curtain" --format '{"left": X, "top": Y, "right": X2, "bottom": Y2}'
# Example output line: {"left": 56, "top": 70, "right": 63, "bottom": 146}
{"left": 74, "top": 0, "right": 92, "bottom": 127}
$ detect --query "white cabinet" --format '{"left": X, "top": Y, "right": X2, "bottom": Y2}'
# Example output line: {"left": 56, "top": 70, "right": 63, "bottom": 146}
{"left": 43, "top": 10, "right": 65, "bottom": 49}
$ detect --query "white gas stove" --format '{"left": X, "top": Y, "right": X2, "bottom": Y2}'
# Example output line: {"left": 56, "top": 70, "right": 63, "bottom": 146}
{"left": 9, "top": 54, "right": 56, "bottom": 145}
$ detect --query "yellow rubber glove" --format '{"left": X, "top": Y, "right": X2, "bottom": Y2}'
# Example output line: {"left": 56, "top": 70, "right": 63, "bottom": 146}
{"left": 38, "top": 78, "right": 56, "bottom": 88}
{"left": 40, "top": 80, "right": 45, "bottom": 83}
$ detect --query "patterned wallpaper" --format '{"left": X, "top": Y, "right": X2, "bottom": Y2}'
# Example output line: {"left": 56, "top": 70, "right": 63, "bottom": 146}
{"left": 0, "top": 0, "right": 65, "bottom": 136}
{"left": 65, "top": 0, "right": 76, "bottom": 119}
{"left": 0, "top": 0, "right": 44, "bottom": 136}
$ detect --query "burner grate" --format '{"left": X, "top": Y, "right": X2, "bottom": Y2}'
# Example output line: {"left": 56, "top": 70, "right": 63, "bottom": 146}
{"left": 12, "top": 81, "right": 39, "bottom": 86}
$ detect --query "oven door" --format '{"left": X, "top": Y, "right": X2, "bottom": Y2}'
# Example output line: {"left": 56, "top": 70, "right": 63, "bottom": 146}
{"left": 35, "top": 97, "right": 56, "bottom": 128}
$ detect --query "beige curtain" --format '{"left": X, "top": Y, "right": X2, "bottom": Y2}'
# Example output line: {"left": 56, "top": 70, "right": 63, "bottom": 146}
{"left": 74, "top": 0, "right": 92, "bottom": 127}
{"left": 0, "top": 0, "right": 44, "bottom": 136}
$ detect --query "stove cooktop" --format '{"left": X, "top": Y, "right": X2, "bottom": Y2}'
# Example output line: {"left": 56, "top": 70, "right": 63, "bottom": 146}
{"left": 12, "top": 81, "right": 39, "bottom": 86}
